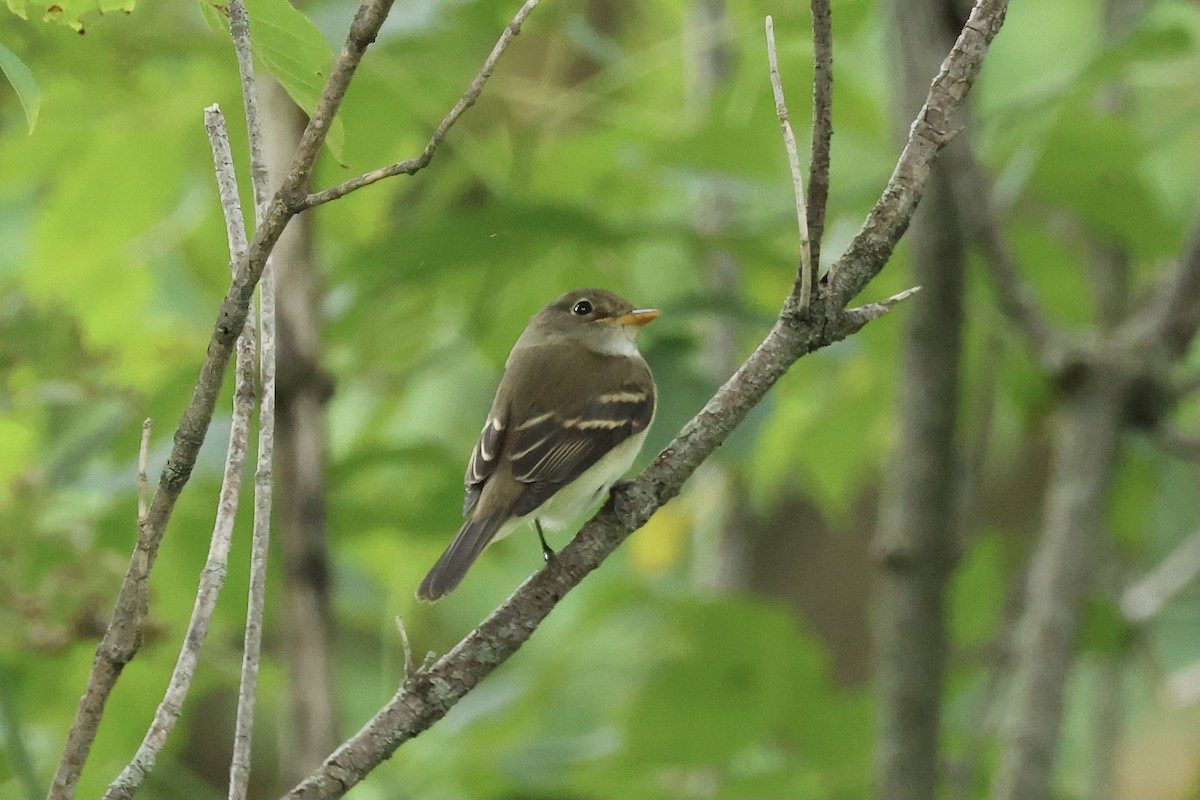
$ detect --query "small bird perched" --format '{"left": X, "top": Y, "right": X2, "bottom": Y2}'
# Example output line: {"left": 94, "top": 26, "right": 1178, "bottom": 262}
{"left": 416, "top": 288, "right": 659, "bottom": 601}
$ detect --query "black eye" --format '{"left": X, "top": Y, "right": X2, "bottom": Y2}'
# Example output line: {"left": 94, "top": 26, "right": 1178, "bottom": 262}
{"left": 572, "top": 300, "right": 593, "bottom": 316}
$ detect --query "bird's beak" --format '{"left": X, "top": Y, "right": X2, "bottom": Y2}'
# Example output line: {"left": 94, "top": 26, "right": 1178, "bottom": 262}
{"left": 615, "top": 308, "right": 660, "bottom": 327}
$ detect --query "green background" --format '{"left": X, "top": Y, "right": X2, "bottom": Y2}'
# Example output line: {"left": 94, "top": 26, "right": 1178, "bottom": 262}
{"left": 2, "top": 0, "right": 1200, "bottom": 797}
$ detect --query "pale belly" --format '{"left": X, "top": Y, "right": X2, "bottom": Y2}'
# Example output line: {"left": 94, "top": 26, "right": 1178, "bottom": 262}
{"left": 493, "top": 428, "right": 649, "bottom": 541}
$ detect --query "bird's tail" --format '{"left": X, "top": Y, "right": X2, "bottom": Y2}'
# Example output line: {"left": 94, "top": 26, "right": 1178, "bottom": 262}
{"left": 416, "top": 513, "right": 507, "bottom": 601}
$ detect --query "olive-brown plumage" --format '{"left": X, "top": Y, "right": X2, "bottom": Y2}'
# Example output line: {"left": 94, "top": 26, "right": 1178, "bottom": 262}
{"left": 416, "top": 289, "right": 658, "bottom": 601}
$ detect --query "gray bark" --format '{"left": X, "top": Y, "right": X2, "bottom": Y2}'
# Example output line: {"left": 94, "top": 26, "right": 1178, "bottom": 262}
{"left": 991, "top": 366, "right": 1125, "bottom": 800}
{"left": 262, "top": 77, "right": 340, "bottom": 782}
{"left": 872, "top": 1, "right": 965, "bottom": 797}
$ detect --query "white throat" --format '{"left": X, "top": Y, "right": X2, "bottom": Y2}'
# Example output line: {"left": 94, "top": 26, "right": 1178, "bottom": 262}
{"left": 589, "top": 325, "right": 641, "bottom": 357}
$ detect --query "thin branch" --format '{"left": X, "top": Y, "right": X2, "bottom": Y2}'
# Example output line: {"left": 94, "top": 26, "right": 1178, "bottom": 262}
{"left": 229, "top": 0, "right": 271, "bottom": 217}
{"left": 806, "top": 0, "right": 833, "bottom": 276}
{"left": 102, "top": 106, "right": 259, "bottom": 800}
{"left": 952, "top": 148, "right": 1054, "bottom": 353}
{"left": 841, "top": 285, "right": 921, "bottom": 328}
{"left": 824, "top": 0, "right": 1008, "bottom": 310}
{"left": 46, "top": 3, "right": 396, "bottom": 797}
{"left": 228, "top": 1, "right": 278, "bottom": 797}
{"left": 765, "top": 15, "right": 813, "bottom": 315}
{"left": 136, "top": 419, "right": 151, "bottom": 522}
{"left": 1120, "top": 527, "right": 1200, "bottom": 622}
{"left": 395, "top": 617, "right": 414, "bottom": 677}
{"left": 1149, "top": 206, "right": 1200, "bottom": 357}
{"left": 283, "top": 3, "right": 1008, "bottom": 796}
{"left": 297, "top": 0, "right": 541, "bottom": 211}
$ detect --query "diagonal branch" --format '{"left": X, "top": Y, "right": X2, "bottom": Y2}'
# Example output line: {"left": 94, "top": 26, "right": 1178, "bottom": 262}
{"left": 46, "top": 3, "right": 396, "bottom": 798}
{"left": 950, "top": 147, "right": 1055, "bottom": 354}
{"left": 297, "top": 0, "right": 541, "bottom": 211}
{"left": 283, "top": 2, "right": 1009, "bottom": 797}
{"left": 1148, "top": 202, "right": 1200, "bottom": 358}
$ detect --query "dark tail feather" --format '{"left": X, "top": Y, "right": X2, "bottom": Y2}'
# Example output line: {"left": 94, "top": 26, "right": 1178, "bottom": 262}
{"left": 416, "top": 514, "right": 506, "bottom": 601}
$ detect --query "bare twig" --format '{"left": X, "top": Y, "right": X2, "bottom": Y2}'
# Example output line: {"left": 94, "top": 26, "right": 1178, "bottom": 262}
{"left": 1121, "top": 527, "right": 1200, "bottom": 622}
{"left": 297, "top": 0, "right": 540, "bottom": 211}
{"left": 806, "top": 0, "right": 833, "bottom": 275}
{"left": 283, "top": 4, "right": 1009, "bottom": 797}
{"left": 825, "top": 0, "right": 1008, "bottom": 309}
{"left": 953, "top": 150, "right": 1054, "bottom": 353}
{"left": 765, "top": 15, "right": 813, "bottom": 315}
{"left": 227, "top": 1, "right": 278, "bottom": 797}
{"left": 102, "top": 106, "right": 259, "bottom": 800}
{"left": 47, "top": 4, "right": 397, "bottom": 797}
{"left": 1148, "top": 155, "right": 1200, "bottom": 359}
{"left": 841, "top": 285, "right": 921, "bottom": 327}
{"left": 395, "top": 617, "right": 414, "bottom": 677}
{"left": 136, "top": 419, "right": 151, "bottom": 522}
{"left": 229, "top": 0, "right": 270, "bottom": 216}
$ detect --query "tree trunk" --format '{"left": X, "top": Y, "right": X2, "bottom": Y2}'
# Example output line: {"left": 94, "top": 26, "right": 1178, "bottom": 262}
{"left": 991, "top": 366, "right": 1125, "bottom": 800}
{"left": 262, "top": 77, "right": 340, "bottom": 783}
{"left": 872, "top": 1, "right": 966, "bottom": 797}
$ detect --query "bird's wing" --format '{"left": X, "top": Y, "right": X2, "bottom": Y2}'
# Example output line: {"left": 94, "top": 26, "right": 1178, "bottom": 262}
{"left": 462, "top": 413, "right": 506, "bottom": 516}
{"left": 508, "top": 380, "right": 654, "bottom": 517}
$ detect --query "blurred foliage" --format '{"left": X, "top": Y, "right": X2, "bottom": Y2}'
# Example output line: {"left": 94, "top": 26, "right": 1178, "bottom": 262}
{"left": 0, "top": 0, "right": 1199, "bottom": 798}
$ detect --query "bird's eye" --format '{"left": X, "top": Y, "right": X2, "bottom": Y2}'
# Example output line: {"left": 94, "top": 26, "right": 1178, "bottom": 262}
{"left": 572, "top": 300, "right": 593, "bottom": 316}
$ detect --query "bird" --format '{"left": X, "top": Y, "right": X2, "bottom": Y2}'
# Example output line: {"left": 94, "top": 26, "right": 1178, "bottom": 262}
{"left": 416, "top": 288, "right": 659, "bottom": 601}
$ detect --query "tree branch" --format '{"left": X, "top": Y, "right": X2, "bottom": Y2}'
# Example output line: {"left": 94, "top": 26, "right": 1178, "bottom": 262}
{"left": 282, "top": 2, "right": 1009, "bottom": 796}
{"left": 1149, "top": 202, "right": 1200, "bottom": 357}
{"left": 951, "top": 148, "right": 1055, "bottom": 354}
{"left": 765, "top": 15, "right": 814, "bottom": 316}
{"left": 1120, "top": 526, "right": 1200, "bottom": 622}
{"left": 297, "top": 0, "right": 541, "bottom": 211}
{"left": 806, "top": 0, "right": 833, "bottom": 276}
{"left": 229, "top": 0, "right": 270, "bottom": 217}
{"left": 824, "top": 0, "right": 1007, "bottom": 309}
{"left": 227, "top": 0, "right": 277, "bottom": 796}
{"left": 873, "top": 1, "right": 970, "bottom": 795}
{"left": 46, "top": 3, "right": 396, "bottom": 797}
{"left": 102, "top": 106, "right": 259, "bottom": 800}
{"left": 992, "top": 368, "right": 1125, "bottom": 800}
{"left": 136, "top": 420, "right": 151, "bottom": 522}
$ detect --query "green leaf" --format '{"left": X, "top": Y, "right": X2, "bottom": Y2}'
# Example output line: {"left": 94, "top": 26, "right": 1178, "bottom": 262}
{"left": 5, "top": 0, "right": 135, "bottom": 31}
{"left": 200, "top": 0, "right": 345, "bottom": 163}
{"left": 0, "top": 42, "right": 39, "bottom": 133}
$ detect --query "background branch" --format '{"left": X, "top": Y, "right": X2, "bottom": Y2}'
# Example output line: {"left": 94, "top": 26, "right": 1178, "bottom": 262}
{"left": 992, "top": 368, "right": 1125, "bottom": 800}
{"left": 1150, "top": 207, "right": 1200, "bottom": 357}
{"left": 872, "top": 1, "right": 968, "bottom": 796}
{"left": 952, "top": 150, "right": 1055, "bottom": 353}
{"left": 102, "top": 106, "right": 259, "bottom": 800}
{"left": 46, "top": 2, "right": 396, "bottom": 796}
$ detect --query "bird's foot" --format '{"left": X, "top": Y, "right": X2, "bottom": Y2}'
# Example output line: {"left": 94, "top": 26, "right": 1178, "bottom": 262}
{"left": 536, "top": 520, "right": 556, "bottom": 563}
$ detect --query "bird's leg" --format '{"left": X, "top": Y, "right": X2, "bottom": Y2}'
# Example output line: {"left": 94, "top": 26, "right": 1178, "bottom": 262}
{"left": 535, "top": 520, "right": 555, "bottom": 562}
